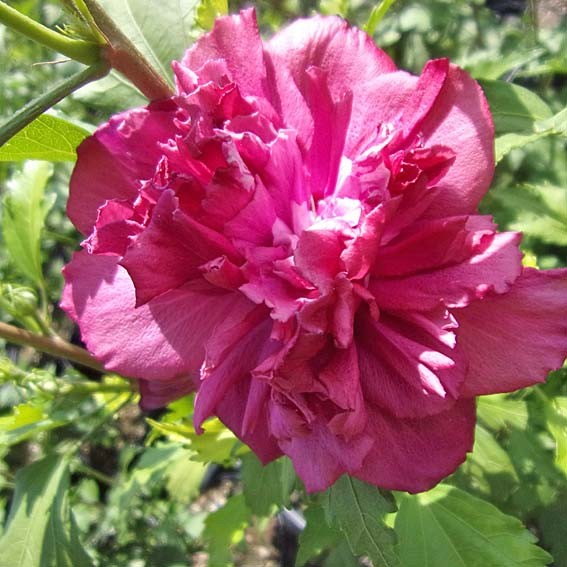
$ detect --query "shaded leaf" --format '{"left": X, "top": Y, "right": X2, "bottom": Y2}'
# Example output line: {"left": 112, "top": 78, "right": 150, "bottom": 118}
{"left": 0, "top": 455, "right": 93, "bottom": 567}
{"left": 297, "top": 505, "right": 343, "bottom": 566}
{"left": 455, "top": 424, "right": 519, "bottom": 502}
{"left": 323, "top": 475, "right": 398, "bottom": 567}
{"left": 481, "top": 80, "right": 553, "bottom": 133}
{"left": 203, "top": 493, "right": 251, "bottom": 567}
{"left": 241, "top": 453, "right": 296, "bottom": 517}
{"left": 395, "top": 484, "right": 551, "bottom": 567}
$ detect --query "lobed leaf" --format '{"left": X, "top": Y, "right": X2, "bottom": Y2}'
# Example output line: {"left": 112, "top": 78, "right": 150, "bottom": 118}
{"left": 241, "top": 453, "right": 296, "bottom": 517}
{"left": 323, "top": 475, "right": 399, "bottom": 567}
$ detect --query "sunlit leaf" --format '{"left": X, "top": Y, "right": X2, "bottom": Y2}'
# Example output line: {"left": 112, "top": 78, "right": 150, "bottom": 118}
{"left": 0, "top": 115, "right": 89, "bottom": 162}
{"left": 196, "top": 0, "right": 228, "bottom": 30}
{"left": 365, "top": 0, "right": 398, "bottom": 35}
{"left": 147, "top": 416, "right": 248, "bottom": 465}
{"left": 1, "top": 161, "right": 53, "bottom": 286}
{"left": 544, "top": 397, "right": 567, "bottom": 476}
{"left": 96, "top": 0, "right": 201, "bottom": 86}
{"left": 395, "top": 484, "right": 551, "bottom": 567}
{"left": 477, "top": 395, "right": 529, "bottom": 431}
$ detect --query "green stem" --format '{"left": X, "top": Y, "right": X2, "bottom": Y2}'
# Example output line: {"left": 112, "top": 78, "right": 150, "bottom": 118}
{"left": 0, "top": 1, "right": 102, "bottom": 65}
{"left": 0, "top": 60, "right": 109, "bottom": 146}
{"left": 60, "top": 381, "right": 132, "bottom": 395}
{"left": 75, "top": 463, "right": 114, "bottom": 486}
{"left": 0, "top": 320, "right": 105, "bottom": 372}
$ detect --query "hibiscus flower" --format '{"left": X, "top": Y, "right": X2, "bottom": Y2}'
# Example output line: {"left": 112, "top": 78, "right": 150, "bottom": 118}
{"left": 62, "top": 9, "right": 567, "bottom": 492}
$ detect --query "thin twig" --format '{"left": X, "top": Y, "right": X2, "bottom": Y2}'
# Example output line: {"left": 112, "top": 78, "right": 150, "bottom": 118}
{"left": 0, "top": 320, "right": 104, "bottom": 372}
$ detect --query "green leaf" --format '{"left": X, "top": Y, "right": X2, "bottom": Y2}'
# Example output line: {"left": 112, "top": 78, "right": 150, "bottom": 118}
{"left": 147, "top": 416, "right": 248, "bottom": 465}
{"left": 203, "top": 493, "right": 251, "bottom": 567}
{"left": 241, "top": 453, "right": 296, "bottom": 516}
{"left": 365, "top": 0, "right": 398, "bottom": 35}
{"left": 165, "top": 454, "right": 207, "bottom": 504}
{"left": 96, "top": 0, "right": 201, "bottom": 86}
{"left": 481, "top": 80, "right": 553, "bottom": 134}
{"left": 323, "top": 475, "right": 399, "bottom": 567}
{"left": 0, "top": 114, "right": 89, "bottom": 162}
{"left": 0, "top": 455, "right": 93, "bottom": 567}
{"left": 75, "top": 70, "right": 148, "bottom": 111}
{"left": 196, "top": 0, "right": 228, "bottom": 30}
{"left": 494, "top": 131, "right": 550, "bottom": 163}
{"left": 1, "top": 161, "right": 53, "bottom": 286}
{"left": 297, "top": 505, "right": 343, "bottom": 566}
{"left": 505, "top": 185, "right": 567, "bottom": 246}
{"left": 455, "top": 424, "right": 519, "bottom": 502}
{"left": 324, "top": 541, "right": 360, "bottom": 567}
{"left": 395, "top": 484, "right": 552, "bottom": 567}
{"left": 536, "top": 107, "right": 567, "bottom": 137}
{"left": 480, "top": 80, "right": 558, "bottom": 162}
{"left": 477, "top": 394, "right": 529, "bottom": 431}
{"left": 543, "top": 396, "right": 567, "bottom": 475}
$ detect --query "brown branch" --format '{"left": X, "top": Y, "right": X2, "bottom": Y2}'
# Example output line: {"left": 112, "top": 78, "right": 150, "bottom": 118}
{"left": 0, "top": 321, "right": 105, "bottom": 373}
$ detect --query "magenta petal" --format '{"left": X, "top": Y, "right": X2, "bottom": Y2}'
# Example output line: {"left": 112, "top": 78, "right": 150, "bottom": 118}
{"left": 193, "top": 308, "right": 272, "bottom": 431}
{"left": 275, "top": 418, "right": 374, "bottom": 493}
{"left": 181, "top": 8, "right": 269, "bottom": 99}
{"left": 303, "top": 67, "right": 352, "bottom": 200}
{"left": 394, "top": 58, "right": 450, "bottom": 150}
{"left": 121, "top": 190, "right": 241, "bottom": 305}
{"left": 266, "top": 15, "right": 395, "bottom": 151}
{"left": 419, "top": 64, "right": 495, "bottom": 217}
{"left": 61, "top": 252, "right": 239, "bottom": 380}
{"left": 370, "top": 231, "right": 523, "bottom": 311}
{"left": 356, "top": 309, "right": 464, "bottom": 418}
{"left": 458, "top": 268, "right": 567, "bottom": 396}
{"left": 139, "top": 376, "right": 196, "bottom": 410}
{"left": 216, "top": 378, "right": 283, "bottom": 464}
{"left": 68, "top": 102, "right": 178, "bottom": 235}
{"left": 355, "top": 399, "right": 476, "bottom": 493}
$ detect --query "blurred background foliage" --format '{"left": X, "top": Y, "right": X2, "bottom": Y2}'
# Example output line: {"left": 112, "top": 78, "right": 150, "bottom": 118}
{"left": 0, "top": 0, "right": 566, "bottom": 566}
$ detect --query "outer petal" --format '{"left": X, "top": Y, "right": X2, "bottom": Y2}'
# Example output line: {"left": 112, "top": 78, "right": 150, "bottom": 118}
{"left": 139, "top": 376, "right": 196, "bottom": 410}
{"left": 68, "top": 101, "right": 179, "bottom": 235}
{"left": 61, "top": 252, "right": 242, "bottom": 380}
{"left": 419, "top": 64, "right": 495, "bottom": 217}
{"left": 181, "top": 8, "right": 269, "bottom": 100}
{"left": 275, "top": 418, "right": 374, "bottom": 493}
{"left": 457, "top": 268, "right": 567, "bottom": 396}
{"left": 355, "top": 399, "right": 476, "bottom": 493}
{"left": 370, "top": 231, "right": 523, "bottom": 311}
{"left": 266, "top": 15, "right": 396, "bottom": 150}
{"left": 216, "top": 378, "right": 283, "bottom": 464}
